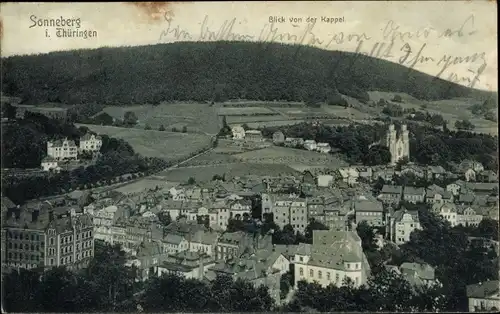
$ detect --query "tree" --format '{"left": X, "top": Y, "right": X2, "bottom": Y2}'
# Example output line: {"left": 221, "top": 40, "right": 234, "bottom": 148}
{"left": 363, "top": 145, "right": 391, "bottom": 166}
{"left": 158, "top": 124, "right": 166, "bottom": 131}
{"left": 395, "top": 156, "right": 409, "bottom": 171}
{"left": 187, "top": 177, "right": 196, "bottom": 185}
{"left": 123, "top": 111, "right": 138, "bottom": 126}
{"left": 144, "top": 123, "right": 151, "bottom": 130}
{"left": 392, "top": 94, "right": 403, "bottom": 103}
{"left": 475, "top": 218, "right": 499, "bottom": 241}
{"left": 303, "top": 218, "right": 329, "bottom": 243}
{"left": 158, "top": 211, "right": 172, "bottom": 226}
{"left": 181, "top": 126, "right": 188, "bottom": 133}
{"left": 455, "top": 119, "right": 475, "bottom": 130}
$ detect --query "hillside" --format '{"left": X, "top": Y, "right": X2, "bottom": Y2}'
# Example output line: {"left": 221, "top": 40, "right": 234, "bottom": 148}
{"left": 1, "top": 41, "right": 495, "bottom": 106}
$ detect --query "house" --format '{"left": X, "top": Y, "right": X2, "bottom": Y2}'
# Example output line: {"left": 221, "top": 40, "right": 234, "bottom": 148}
{"left": 231, "top": 125, "right": 245, "bottom": 140}
{"left": 47, "top": 138, "right": 78, "bottom": 160}
{"left": 459, "top": 160, "right": 485, "bottom": 174}
{"left": 304, "top": 140, "right": 317, "bottom": 151}
{"left": 466, "top": 280, "right": 500, "bottom": 312}
{"left": 388, "top": 207, "right": 422, "bottom": 245}
{"left": 3, "top": 207, "right": 94, "bottom": 270}
{"left": 316, "top": 142, "right": 331, "bottom": 153}
{"left": 189, "top": 230, "right": 219, "bottom": 256}
{"left": 338, "top": 167, "right": 360, "bottom": 186}
{"left": 215, "top": 231, "right": 246, "bottom": 261}
{"left": 387, "top": 262, "right": 438, "bottom": 290}
{"left": 432, "top": 203, "right": 458, "bottom": 227}
{"left": 426, "top": 165, "right": 447, "bottom": 180}
{"left": 351, "top": 195, "right": 384, "bottom": 227}
{"left": 284, "top": 137, "right": 304, "bottom": 148}
{"left": 272, "top": 131, "right": 285, "bottom": 145}
{"left": 317, "top": 175, "right": 334, "bottom": 187}
{"left": 128, "top": 241, "right": 167, "bottom": 280}
{"left": 157, "top": 251, "right": 215, "bottom": 280}
{"left": 293, "top": 230, "right": 370, "bottom": 289}
{"left": 456, "top": 205, "right": 483, "bottom": 227}
{"left": 374, "top": 168, "right": 395, "bottom": 182}
{"left": 245, "top": 130, "right": 263, "bottom": 141}
{"left": 79, "top": 133, "right": 102, "bottom": 152}
{"left": 403, "top": 186, "right": 426, "bottom": 203}
{"left": 162, "top": 233, "right": 189, "bottom": 254}
{"left": 41, "top": 156, "right": 60, "bottom": 172}
{"left": 378, "top": 185, "right": 403, "bottom": 204}
{"left": 207, "top": 247, "right": 287, "bottom": 305}
{"left": 464, "top": 168, "right": 477, "bottom": 182}
{"left": 357, "top": 167, "right": 373, "bottom": 183}
{"left": 425, "top": 184, "right": 453, "bottom": 204}
{"left": 261, "top": 193, "right": 308, "bottom": 233}
{"left": 400, "top": 165, "right": 426, "bottom": 178}
{"left": 447, "top": 180, "right": 467, "bottom": 196}
{"left": 302, "top": 171, "right": 316, "bottom": 185}
{"left": 478, "top": 170, "right": 499, "bottom": 183}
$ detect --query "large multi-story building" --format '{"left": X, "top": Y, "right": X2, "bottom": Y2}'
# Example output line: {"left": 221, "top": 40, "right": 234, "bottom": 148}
{"left": 293, "top": 230, "right": 370, "bottom": 289}
{"left": 47, "top": 138, "right": 78, "bottom": 160}
{"left": 386, "top": 124, "right": 410, "bottom": 165}
{"left": 79, "top": 133, "right": 103, "bottom": 152}
{"left": 2, "top": 206, "right": 94, "bottom": 270}
{"left": 387, "top": 207, "right": 422, "bottom": 245}
{"left": 261, "top": 193, "right": 308, "bottom": 233}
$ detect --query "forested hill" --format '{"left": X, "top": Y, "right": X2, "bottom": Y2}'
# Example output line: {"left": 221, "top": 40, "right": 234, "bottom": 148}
{"left": 1, "top": 41, "right": 494, "bottom": 105}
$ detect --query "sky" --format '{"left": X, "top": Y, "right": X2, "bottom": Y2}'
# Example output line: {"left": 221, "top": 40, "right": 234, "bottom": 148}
{"left": 0, "top": 1, "right": 497, "bottom": 91}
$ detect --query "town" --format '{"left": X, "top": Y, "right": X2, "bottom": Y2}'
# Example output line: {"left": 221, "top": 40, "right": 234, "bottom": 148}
{"left": 2, "top": 98, "right": 499, "bottom": 312}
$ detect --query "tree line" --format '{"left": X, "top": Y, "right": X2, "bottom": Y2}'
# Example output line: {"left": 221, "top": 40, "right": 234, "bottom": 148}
{"left": 2, "top": 42, "right": 493, "bottom": 107}
{"left": 259, "top": 120, "right": 498, "bottom": 170}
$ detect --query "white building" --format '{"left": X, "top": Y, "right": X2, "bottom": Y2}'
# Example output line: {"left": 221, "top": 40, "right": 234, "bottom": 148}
{"left": 79, "top": 133, "right": 102, "bottom": 152}
{"left": 294, "top": 230, "right": 370, "bottom": 289}
{"left": 231, "top": 125, "right": 245, "bottom": 140}
{"left": 316, "top": 142, "right": 331, "bottom": 153}
{"left": 41, "top": 156, "right": 60, "bottom": 172}
{"left": 432, "top": 203, "right": 458, "bottom": 227}
{"left": 47, "top": 138, "right": 78, "bottom": 160}
{"left": 304, "top": 140, "right": 317, "bottom": 151}
{"left": 317, "top": 175, "right": 334, "bottom": 187}
{"left": 386, "top": 124, "right": 410, "bottom": 165}
{"left": 388, "top": 208, "right": 422, "bottom": 245}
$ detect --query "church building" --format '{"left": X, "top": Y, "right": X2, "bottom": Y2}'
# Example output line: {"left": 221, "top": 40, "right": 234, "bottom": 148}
{"left": 386, "top": 124, "right": 410, "bottom": 165}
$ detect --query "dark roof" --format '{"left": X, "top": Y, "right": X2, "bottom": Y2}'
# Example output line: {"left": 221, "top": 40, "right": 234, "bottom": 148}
{"left": 1, "top": 197, "right": 16, "bottom": 211}
{"left": 466, "top": 280, "right": 500, "bottom": 298}
{"left": 381, "top": 185, "right": 403, "bottom": 194}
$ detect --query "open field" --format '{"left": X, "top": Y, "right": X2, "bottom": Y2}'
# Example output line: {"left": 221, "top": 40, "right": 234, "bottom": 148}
{"left": 226, "top": 115, "right": 292, "bottom": 124}
{"left": 76, "top": 124, "right": 212, "bottom": 160}
{"left": 218, "top": 107, "right": 276, "bottom": 116}
{"left": 158, "top": 163, "right": 300, "bottom": 182}
{"left": 98, "top": 103, "right": 220, "bottom": 134}
{"left": 232, "top": 146, "right": 348, "bottom": 169}
{"left": 112, "top": 178, "right": 177, "bottom": 194}
{"left": 180, "top": 151, "right": 240, "bottom": 167}
{"left": 243, "top": 120, "right": 308, "bottom": 128}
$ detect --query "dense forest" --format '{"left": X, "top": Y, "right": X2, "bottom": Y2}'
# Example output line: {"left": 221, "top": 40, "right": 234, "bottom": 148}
{"left": 260, "top": 121, "right": 498, "bottom": 170}
{"left": 1, "top": 42, "right": 494, "bottom": 106}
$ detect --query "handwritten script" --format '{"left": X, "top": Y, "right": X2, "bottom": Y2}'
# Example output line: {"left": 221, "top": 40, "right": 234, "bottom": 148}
{"left": 158, "top": 13, "right": 487, "bottom": 88}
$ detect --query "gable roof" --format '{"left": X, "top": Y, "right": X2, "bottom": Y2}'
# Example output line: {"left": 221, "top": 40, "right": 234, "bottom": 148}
{"left": 466, "top": 280, "right": 500, "bottom": 298}
{"left": 381, "top": 185, "right": 403, "bottom": 194}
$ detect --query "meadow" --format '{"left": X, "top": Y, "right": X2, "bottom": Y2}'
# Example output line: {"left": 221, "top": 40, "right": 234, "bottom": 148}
{"left": 158, "top": 163, "right": 300, "bottom": 183}
{"left": 98, "top": 102, "right": 221, "bottom": 134}
{"left": 76, "top": 124, "right": 212, "bottom": 161}
{"left": 232, "top": 146, "right": 348, "bottom": 169}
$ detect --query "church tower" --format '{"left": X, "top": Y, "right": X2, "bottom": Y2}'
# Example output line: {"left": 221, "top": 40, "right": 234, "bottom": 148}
{"left": 386, "top": 124, "right": 410, "bottom": 165}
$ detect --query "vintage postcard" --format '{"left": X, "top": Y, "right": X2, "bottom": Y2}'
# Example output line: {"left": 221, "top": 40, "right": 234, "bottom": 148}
{"left": 1, "top": 1, "right": 498, "bottom": 313}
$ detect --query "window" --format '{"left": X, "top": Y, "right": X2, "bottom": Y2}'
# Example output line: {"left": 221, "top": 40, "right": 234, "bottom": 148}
{"left": 355, "top": 263, "right": 359, "bottom": 270}
{"left": 327, "top": 272, "right": 331, "bottom": 280}
{"left": 50, "top": 238, "right": 54, "bottom": 245}
{"left": 347, "top": 263, "right": 351, "bottom": 269}
{"left": 335, "top": 274, "right": 339, "bottom": 282}
{"left": 309, "top": 269, "right": 314, "bottom": 277}
{"left": 318, "top": 271, "right": 322, "bottom": 279}
{"left": 299, "top": 256, "right": 303, "bottom": 262}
